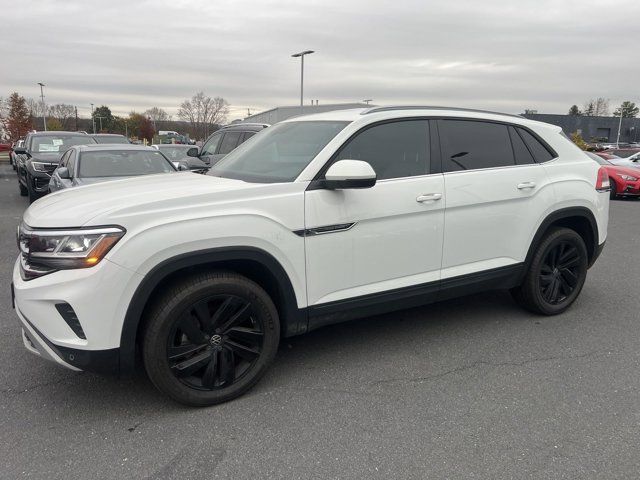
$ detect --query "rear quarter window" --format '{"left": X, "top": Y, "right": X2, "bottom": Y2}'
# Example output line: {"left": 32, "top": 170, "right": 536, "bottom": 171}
{"left": 517, "top": 128, "right": 555, "bottom": 163}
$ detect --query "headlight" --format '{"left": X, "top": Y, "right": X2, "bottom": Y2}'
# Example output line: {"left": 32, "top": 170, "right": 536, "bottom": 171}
{"left": 618, "top": 174, "right": 639, "bottom": 181}
{"left": 17, "top": 224, "right": 125, "bottom": 280}
{"left": 31, "top": 161, "right": 50, "bottom": 172}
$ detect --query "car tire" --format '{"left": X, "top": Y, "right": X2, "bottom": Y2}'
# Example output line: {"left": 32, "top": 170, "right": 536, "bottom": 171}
{"left": 511, "top": 227, "right": 588, "bottom": 315}
{"left": 142, "top": 271, "right": 280, "bottom": 406}
{"left": 609, "top": 178, "right": 617, "bottom": 200}
{"left": 27, "top": 176, "right": 38, "bottom": 203}
{"left": 19, "top": 179, "right": 28, "bottom": 196}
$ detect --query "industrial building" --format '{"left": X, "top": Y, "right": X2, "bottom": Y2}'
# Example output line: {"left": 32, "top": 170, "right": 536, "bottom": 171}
{"left": 523, "top": 113, "right": 640, "bottom": 143}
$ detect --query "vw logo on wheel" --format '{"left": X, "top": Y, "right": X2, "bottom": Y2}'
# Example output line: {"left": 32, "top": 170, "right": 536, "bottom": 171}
{"left": 209, "top": 334, "right": 222, "bottom": 346}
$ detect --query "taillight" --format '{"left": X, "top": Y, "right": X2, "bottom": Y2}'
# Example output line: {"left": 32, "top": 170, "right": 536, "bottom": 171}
{"left": 595, "top": 167, "right": 610, "bottom": 192}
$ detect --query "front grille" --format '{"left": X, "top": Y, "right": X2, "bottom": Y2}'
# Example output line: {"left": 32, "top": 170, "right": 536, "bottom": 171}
{"left": 43, "top": 163, "right": 57, "bottom": 174}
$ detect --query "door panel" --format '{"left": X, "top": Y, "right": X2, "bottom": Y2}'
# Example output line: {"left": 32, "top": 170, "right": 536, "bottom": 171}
{"left": 304, "top": 175, "right": 445, "bottom": 306}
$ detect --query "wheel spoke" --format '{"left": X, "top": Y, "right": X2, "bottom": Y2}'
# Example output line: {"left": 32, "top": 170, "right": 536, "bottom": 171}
{"left": 226, "top": 326, "right": 263, "bottom": 345}
{"left": 219, "top": 348, "right": 235, "bottom": 385}
{"left": 219, "top": 303, "right": 252, "bottom": 333}
{"left": 226, "top": 339, "right": 260, "bottom": 361}
{"left": 539, "top": 273, "right": 554, "bottom": 285}
{"left": 207, "top": 297, "right": 238, "bottom": 332}
{"left": 558, "top": 256, "right": 580, "bottom": 270}
{"left": 168, "top": 343, "right": 206, "bottom": 360}
{"left": 178, "top": 313, "right": 206, "bottom": 344}
{"left": 558, "top": 245, "right": 577, "bottom": 263}
{"left": 192, "top": 300, "right": 212, "bottom": 327}
{"left": 172, "top": 350, "right": 212, "bottom": 378}
{"left": 549, "top": 278, "right": 561, "bottom": 303}
{"left": 541, "top": 264, "right": 553, "bottom": 274}
{"left": 201, "top": 350, "right": 219, "bottom": 388}
{"left": 560, "top": 267, "right": 578, "bottom": 287}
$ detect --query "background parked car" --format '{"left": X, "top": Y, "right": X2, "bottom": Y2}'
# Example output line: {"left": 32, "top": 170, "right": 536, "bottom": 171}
{"left": 198, "top": 123, "right": 268, "bottom": 167}
{"left": 607, "top": 148, "right": 640, "bottom": 158}
{"left": 593, "top": 151, "right": 640, "bottom": 168}
{"left": 14, "top": 131, "right": 96, "bottom": 202}
{"left": 587, "top": 152, "right": 640, "bottom": 199}
{"left": 151, "top": 144, "right": 208, "bottom": 173}
{"left": 9, "top": 139, "right": 25, "bottom": 170}
{"left": 92, "top": 134, "right": 130, "bottom": 144}
{"left": 49, "top": 144, "right": 177, "bottom": 192}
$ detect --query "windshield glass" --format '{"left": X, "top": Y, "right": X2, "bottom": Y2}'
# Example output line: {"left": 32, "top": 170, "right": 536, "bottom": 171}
{"left": 78, "top": 150, "right": 175, "bottom": 177}
{"left": 157, "top": 146, "right": 193, "bottom": 160}
{"left": 30, "top": 135, "right": 95, "bottom": 153}
{"left": 209, "top": 121, "right": 349, "bottom": 183}
{"left": 94, "top": 135, "right": 129, "bottom": 144}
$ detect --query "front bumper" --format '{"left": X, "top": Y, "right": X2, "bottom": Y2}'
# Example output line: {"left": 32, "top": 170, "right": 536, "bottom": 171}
{"left": 617, "top": 180, "right": 640, "bottom": 196}
{"left": 12, "top": 256, "right": 143, "bottom": 373}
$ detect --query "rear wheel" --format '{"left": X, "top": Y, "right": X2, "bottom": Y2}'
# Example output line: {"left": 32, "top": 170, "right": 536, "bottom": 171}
{"left": 142, "top": 271, "right": 280, "bottom": 406}
{"left": 18, "top": 179, "right": 28, "bottom": 196}
{"left": 512, "top": 227, "right": 588, "bottom": 315}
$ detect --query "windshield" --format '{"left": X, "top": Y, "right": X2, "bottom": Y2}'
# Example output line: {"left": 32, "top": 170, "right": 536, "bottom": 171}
{"left": 209, "top": 121, "right": 349, "bottom": 183}
{"left": 30, "top": 135, "right": 95, "bottom": 153}
{"left": 157, "top": 146, "right": 192, "bottom": 160}
{"left": 78, "top": 150, "right": 176, "bottom": 177}
{"left": 94, "top": 135, "right": 129, "bottom": 144}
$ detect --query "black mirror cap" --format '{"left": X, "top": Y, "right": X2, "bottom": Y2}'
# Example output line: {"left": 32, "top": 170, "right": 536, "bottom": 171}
{"left": 187, "top": 147, "right": 199, "bottom": 157}
{"left": 13, "top": 147, "right": 28, "bottom": 155}
{"left": 323, "top": 177, "right": 377, "bottom": 190}
{"left": 57, "top": 167, "right": 71, "bottom": 179}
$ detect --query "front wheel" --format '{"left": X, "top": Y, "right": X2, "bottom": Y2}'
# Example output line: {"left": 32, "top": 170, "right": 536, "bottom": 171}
{"left": 18, "top": 179, "right": 28, "bottom": 196}
{"left": 142, "top": 271, "right": 280, "bottom": 406}
{"left": 512, "top": 227, "right": 588, "bottom": 315}
{"left": 610, "top": 178, "right": 617, "bottom": 200}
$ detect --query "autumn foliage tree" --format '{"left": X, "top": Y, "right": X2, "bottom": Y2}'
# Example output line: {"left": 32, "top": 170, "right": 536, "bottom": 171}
{"left": 3, "top": 92, "right": 32, "bottom": 142}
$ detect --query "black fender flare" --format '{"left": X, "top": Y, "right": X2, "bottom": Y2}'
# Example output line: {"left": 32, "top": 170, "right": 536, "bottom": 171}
{"left": 118, "top": 246, "right": 304, "bottom": 373}
{"left": 523, "top": 206, "right": 600, "bottom": 274}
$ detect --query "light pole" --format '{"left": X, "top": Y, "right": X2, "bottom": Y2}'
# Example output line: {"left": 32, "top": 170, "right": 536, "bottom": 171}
{"left": 37, "top": 82, "right": 46, "bottom": 131}
{"left": 90, "top": 103, "right": 96, "bottom": 134}
{"left": 363, "top": 99, "right": 373, "bottom": 105}
{"left": 291, "top": 50, "right": 314, "bottom": 110}
{"left": 616, "top": 109, "right": 624, "bottom": 147}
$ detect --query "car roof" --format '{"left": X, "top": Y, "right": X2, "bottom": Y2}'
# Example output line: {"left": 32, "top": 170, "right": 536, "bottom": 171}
{"left": 92, "top": 133, "right": 126, "bottom": 137}
{"left": 75, "top": 144, "right": 158, "bottom": 152}
{"left": 28, "top": 131, "right": 90, "bottom": 137}
{"left": 219, "top": 123, "right": 269, "bottom": 132}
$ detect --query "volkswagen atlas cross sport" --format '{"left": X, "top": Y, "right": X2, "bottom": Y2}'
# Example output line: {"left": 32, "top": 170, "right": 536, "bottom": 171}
{"left": 13, "top": 106, "right": 609, "bottom": 406}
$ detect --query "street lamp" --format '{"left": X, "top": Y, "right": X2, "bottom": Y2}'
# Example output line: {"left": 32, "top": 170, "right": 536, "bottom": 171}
{"left": 90, "top": 103, "right": 96, "bottom": 134}
{"left": 291, "top": 50, "right": 314, "bottom": 109}
{"left": 37, "top": 83, "right": 46, "bottom": 131}
{"left": 363, "top": 99, "right": 373, "bottom": 105}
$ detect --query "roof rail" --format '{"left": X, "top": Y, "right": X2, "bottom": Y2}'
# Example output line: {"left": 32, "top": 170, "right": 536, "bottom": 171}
{"left": 222, "top": 122, "right": 270, "bottom": 129}
{"left": 360, "top": 105, "right": 523, "bottom": 119}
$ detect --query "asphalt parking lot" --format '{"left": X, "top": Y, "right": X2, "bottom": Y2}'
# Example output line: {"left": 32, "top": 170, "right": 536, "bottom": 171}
{"left": 1, "top": 163, "right": 639, "bottom": 479}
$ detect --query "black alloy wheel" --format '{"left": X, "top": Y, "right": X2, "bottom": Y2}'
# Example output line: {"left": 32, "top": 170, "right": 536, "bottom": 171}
{"left": 167, "top": 295, "right": 264, "bottom": 390}
{"left": 538, "top": 241, "right": 581, "bottom": 305}
{"left": 511, "top": 227, "right": 588, "bottom": 315}
{"left": 143, "top": 271, "right": 280, "bottom": 406}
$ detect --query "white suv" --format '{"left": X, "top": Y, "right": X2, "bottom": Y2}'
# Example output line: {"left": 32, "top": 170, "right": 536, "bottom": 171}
{"left": 13, "top": 106, "right": 609, "bottom": 406}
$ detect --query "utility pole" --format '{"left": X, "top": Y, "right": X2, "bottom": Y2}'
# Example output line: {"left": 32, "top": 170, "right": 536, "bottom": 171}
{"left": 616, "top": 109, "right": 624, "bottom": 147}
{"left": 291, "top": 50, "right": 314, "bottom": 112}
{"left": 363, "top": 99, "right": 373, "bottom": 105}
{"left": 75, "top": 106, "right": 78, "bottom": 131}
{"left": 37, "top": 83, "right": 46, "bottom": 131}
{"left": 91, "top": 103, "right": 96, "bottom": 134}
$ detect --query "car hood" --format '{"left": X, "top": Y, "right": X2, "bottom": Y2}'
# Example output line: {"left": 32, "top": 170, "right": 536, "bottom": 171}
{"left": 74, "top": 176, "right": 131, "bottom": 186}
{"left": 29, "top": 152, "right": 63, "bottom": 163}
{"left": 24, "top": 172, "right": 272, "bottom": 228}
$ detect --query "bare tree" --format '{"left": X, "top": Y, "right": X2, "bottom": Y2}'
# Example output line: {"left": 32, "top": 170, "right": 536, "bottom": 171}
{"left": 178, "top": 92, "right": 229, "bottom": 140}
{"left": 48, "top": 104, "right": 75, "bottom": 130}
{"left": 144, "top": 107, "right": 171, "bottom": 123}
{"left": 583, "top": 97, "right": 610, "bottom": 116}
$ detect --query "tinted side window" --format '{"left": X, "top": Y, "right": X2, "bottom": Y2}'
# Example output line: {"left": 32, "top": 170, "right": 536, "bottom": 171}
{"left": 201, "top": 132, "right": 222, "bottom": 156}
{"left": 241, "top": 131, "right": 256, "bottom": 143}
{"left": 440, "top": 120, "right": 514, "bottom": 172}
{"left": 509, "top": 126, "right": 535, "bottom": 165}
{"left": 335, "top": 120, "right": 429, "bottom": 180}
{"left": 517, "top": 128, "right": 554, "bottom": 162}
{"left": 218, "top": 132, "right": 243, "bottom": 155}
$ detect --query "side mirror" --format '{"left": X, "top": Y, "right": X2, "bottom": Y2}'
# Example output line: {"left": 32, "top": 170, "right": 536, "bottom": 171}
{"left": 323, "top": 159, "right": 376, "bottom": 189}
{"left": 177, "top": 163, "right": 190, "bottom": 171}
{"left": 13, "top": 147, "right": 27, "bottom": 155}
{"left": 187, "top": 147, "right": 199, "bottom": 157}
{"left": 57, "top": 167, "right": 70, "bottom": 179}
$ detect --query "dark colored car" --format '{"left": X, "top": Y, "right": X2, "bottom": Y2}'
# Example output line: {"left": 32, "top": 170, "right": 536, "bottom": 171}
{"left": 152, "top": 144, "right": 208, "bottom": 173}
{"left": 607, "top": 148, "right": 640, "bottom": 158}
{"left": 92, "top": 134, "right": 130, "bottom": 144}
{"left": 10, "top": 139, "right": 25, "bottom": 170}
{"left": 14, "top": 131, "right": 96, "bottom": 202}
{"left": 198, "top": 123, "right": 268, "bottom": 167}
{"left": 48, "top": 144, "right": 177, "bottom": 192}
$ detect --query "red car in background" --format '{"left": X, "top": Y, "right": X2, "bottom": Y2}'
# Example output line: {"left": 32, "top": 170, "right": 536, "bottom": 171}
{"left": 587, "top": 152, "right": 640, "bottom": 199}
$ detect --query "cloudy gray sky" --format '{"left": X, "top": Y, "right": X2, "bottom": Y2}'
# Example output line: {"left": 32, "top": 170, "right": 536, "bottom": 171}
{"left": 2, "top": 0, "right": 638, "bottom": 120}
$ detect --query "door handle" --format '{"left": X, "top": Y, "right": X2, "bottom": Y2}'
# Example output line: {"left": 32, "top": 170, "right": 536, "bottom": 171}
{"left": 517, "top": 182, "right": 536, "bottom": 190}
{"left": 416, "top": 193, "right": 442, "bottom": 203}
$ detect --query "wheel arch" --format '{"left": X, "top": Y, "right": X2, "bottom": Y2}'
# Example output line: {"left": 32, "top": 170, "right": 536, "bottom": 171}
{"left": 119, "top": 247, "right": 305, "bottom": 373}
{"left": 524, "top": 207, "right": 600, "bottom": 275}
